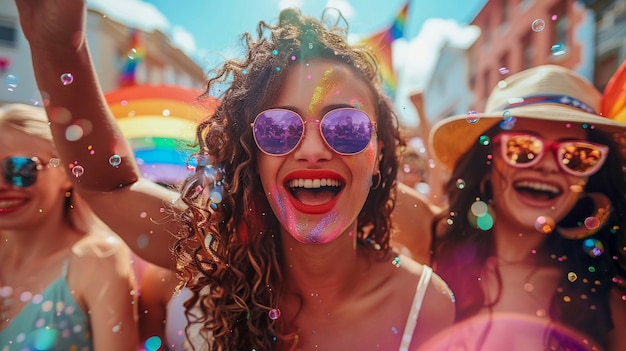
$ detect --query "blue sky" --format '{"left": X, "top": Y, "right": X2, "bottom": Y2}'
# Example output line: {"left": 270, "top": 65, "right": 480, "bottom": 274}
{"left": 88, "top": 0, "right": 487, "bottom": 69}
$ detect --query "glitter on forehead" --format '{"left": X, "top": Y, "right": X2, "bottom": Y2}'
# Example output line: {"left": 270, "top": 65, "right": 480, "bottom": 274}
{"left": 349, "top": 97, "right": 364, "bottom": 110}
{"left": 308, "top": 67, "right": 337, "bottom": 115}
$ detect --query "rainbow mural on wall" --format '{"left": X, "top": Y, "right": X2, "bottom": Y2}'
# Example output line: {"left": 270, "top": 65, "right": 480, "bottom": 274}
{"left": 105, "top": 84, "right": 218, "bottom": 185}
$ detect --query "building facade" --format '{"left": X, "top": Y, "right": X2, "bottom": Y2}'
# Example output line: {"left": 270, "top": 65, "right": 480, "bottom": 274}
{"left": 467, "top": 0, "right": 596, "bottom": 111}
{"left": 0, "top": 2, "right": 206, "bottom": 106}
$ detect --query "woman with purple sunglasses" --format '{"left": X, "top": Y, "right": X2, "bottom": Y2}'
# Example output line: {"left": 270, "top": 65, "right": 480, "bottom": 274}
{"left": 14, "top": 1, "right": 454, "bottom": 350}
{"left": 0, "top": 104, "right": 139, "bottom": 350}
{"left": 422, "top": 65, "right": 626, "bottom": 351}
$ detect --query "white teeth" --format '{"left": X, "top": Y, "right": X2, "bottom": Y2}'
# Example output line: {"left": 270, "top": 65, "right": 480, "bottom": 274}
{"left": 0, "top": 199, "right": 24, "bottom": 207}
{"left": 288, "top": 178, "right": 341, "bottom": 188}
{"left": 515, "top": 181, "right": 559, "bottom": 194}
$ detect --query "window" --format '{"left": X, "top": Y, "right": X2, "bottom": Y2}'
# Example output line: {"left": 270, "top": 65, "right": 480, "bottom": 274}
{"left": 550, "top": 1, "right": 569, "bottom": 51}
{"left": 594, "top": 52, "right": 619, "bottom": 91}
{"left": 522, "top": 31, "right": 534, "bottom": 69}
{"left": 0, "top": 19, "right": 17, "bottom": 48}
{"left": 483, "top": 69, "right": 491, "bottom": 99}
{"left": 483, "top": 16, "right": 491, "bottom": 45}
{"left": 502, "top": 0, "right": 510, "bottom": 25}
{"left": 499, "top": 51, "right": 510, "bottom": 74}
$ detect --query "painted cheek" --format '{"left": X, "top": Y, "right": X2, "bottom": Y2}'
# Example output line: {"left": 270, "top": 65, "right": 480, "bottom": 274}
{"left": 304, "top": 210, "right": 344, "bottom": 243}
{"left": 268, "top": 187, "right": 339, "bottom": 244}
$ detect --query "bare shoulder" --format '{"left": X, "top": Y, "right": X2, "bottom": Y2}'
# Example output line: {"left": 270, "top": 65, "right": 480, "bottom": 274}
{"left": 71, "top": 230, "right": 131, "bottom": 260}
{"left": 395, "top": 255, "right": 455, "bottom": 347}
{"left": 68, "top": 230, "right": 134, "bottom": 283}
{"left": 398, "top": 254, "right": 453, "bottom": 302}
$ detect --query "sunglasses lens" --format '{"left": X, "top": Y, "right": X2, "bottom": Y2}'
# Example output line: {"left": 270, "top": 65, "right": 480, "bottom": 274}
{"left": 2, "top": 157, "right": 38, "bottom": 187}
{"left": 559, "top": 143, "right": 605, "bottom": 175}
{"left": 321, "top": 109, "right": 372, "bottom": 154}
{"left": 502, "top": 135, "right": 543, "bottom": 166}
{"left": 253, "top": 110, "right": 304, "bottom": 155}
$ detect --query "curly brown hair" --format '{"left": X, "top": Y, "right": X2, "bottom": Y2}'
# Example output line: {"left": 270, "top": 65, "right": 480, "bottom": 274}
{"left": 172, "top": 8, "right": 403, "bottom": 350}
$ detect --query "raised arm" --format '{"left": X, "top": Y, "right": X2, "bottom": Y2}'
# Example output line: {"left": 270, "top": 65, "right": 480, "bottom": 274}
{"left": 15, "top": 0, "right": 183, "bottom": 268}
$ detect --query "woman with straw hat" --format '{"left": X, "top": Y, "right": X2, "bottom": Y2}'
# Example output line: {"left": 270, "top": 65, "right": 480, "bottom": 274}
{"left": 423, "top": 65, "right": 626, "bottom": 350}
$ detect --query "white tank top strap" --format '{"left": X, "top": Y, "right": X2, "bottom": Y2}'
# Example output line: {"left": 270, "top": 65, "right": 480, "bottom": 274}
{"left": 398, "top": 265, "right": 432, "bottom": 351}
{"left": 61, "top": 257, "right": 71, "bottom": 277}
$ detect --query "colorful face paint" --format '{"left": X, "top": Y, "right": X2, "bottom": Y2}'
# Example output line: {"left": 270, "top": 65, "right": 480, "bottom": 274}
{"left": 308, "top": 67, "right": 337, "bottom": 115}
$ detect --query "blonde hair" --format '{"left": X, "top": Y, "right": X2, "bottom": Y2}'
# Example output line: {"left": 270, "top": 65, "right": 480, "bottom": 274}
{"left": 0, "top": 103, "right": 54, "bottom": 143}
{"left": 0, "top": 103, "right": 107, "bottom": 234}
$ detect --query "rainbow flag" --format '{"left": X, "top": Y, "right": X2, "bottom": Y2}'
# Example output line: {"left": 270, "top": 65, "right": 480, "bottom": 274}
{"left": 360, "top": 2, "right": 409, "bottom": 98}
{"left": 602, "top": 60, "right": 626, "bottom": 123}
{"left": 120, "top": 29, "right": 146, "bottom": 87}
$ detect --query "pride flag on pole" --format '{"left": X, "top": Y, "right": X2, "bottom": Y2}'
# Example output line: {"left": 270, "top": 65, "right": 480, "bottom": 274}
{"left": 120, "top": 29, "right": 146, "bottom": 87}
{"left": 602, "top": 60, "right": 626, "bottom": 123}
{"left": 360, "top": 2, "right": 409, "bottom": 99}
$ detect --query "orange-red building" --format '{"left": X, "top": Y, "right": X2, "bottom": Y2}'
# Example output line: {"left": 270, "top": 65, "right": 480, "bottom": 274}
{"left": 468, "top": 0, "right": 593, "bottom": 110}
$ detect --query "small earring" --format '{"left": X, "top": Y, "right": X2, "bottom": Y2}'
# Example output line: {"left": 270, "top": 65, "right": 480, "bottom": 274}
{"left": 370, "top": 171, "right": 381, "bottom": 189}
{"left": 557, "top": 192, "right": 612, "bottom": 239}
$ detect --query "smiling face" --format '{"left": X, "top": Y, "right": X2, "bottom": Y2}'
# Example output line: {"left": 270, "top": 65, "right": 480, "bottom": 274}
{"left": 255, "top": 58, "right": 379, "bottom": 244}
{"left": 490, "top": 119, "right": 591, "bottom": 230}
{"left": 0, "top": 125, "right": 71, "bottom": 231}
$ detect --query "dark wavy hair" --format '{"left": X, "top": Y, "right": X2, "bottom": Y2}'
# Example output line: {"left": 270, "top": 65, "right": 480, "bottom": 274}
{"left": 431, "top": 123, "right": 625, "bottom": 350}
{"left": 171, "top": 8, "right": 402, "bottom": 350}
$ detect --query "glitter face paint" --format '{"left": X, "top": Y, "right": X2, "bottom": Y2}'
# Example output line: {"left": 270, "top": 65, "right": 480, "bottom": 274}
{"left": 256, "top": 59, "right": 379, "bottom": 245}
{"left": 308, "top": 67, "right": 338, "bottom": 115}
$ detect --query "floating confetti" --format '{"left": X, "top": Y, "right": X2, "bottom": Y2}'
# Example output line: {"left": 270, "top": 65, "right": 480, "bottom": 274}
{"left": 535, "top": 216, "right": 555, "bottom": 234}
{"left": 466, "top": 111, "right": 480, "bottom": 124}
{"left": 468, "top": 199, "right": 494, "bottom": 230}
{"left": 479, "top": 135, "right": 490, "bottom": 146}
{"left": 49, "top": 158, "right": 60, "bottom": 167}
{"left": 145, "top": 336, "right": 163, "bottom": 351}
{"left": 72, "top": 165, "right": 85, "bottom": 178}
{"left": 499, "top": 116, "right": 517, "bottom": 130}
{"left": 456, "top": 178, "right": 465, "bottom": 190}
{"left": 568, "top": 272, "right": 577, "bottom": 282}
{"left": 531, "top": 19, "right": 545, "bottom": 32}
{"left": 582, "top": 238, "right": 604, "bottom": 257}
{"left": 65, "top": 124, "right": 84, "bottom": 141}
{"left": 502, "top": 110, "right": 513, "bottom": 121}
{"left": 551, "top": 43, "right": 567, "bottom": 56}
{"left": 269, "top": 308, "right": 281, "bottom": 320}
{"left": 60, "top": 73, "right": 74, "bottom": 85}
{"left": 109, "top": 154, "right": 122, "bottom": 167}
{"left": 4, "top": 74, "right": 18, "bottom": 91}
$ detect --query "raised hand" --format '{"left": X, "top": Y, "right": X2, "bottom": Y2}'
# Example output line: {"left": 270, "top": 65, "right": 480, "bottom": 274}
{"left": 15, "top": 0, "right": 87, "bottom": 57}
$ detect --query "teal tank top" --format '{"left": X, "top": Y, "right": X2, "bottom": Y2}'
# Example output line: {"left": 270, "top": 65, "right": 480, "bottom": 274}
{"left": 0, "top": 259, "right": 92, "bottom": 350}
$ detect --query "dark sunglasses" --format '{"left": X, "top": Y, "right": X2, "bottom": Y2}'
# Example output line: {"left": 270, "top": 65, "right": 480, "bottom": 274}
{"left": 1, "top": 156, "right": 44, "bottom": 188}
{"left": 494, "top": 133, "right": 609, "bottom": 176}
{"left": 251, "top": 108, "right": 377, "bottom": 156}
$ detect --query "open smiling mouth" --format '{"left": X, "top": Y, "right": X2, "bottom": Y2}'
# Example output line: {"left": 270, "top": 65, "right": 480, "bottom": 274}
{"left": 286, "top": 178, "right": 344, "bottom": 214}
{"left": 513, "top": 180, "right": 562, "bottom": 201}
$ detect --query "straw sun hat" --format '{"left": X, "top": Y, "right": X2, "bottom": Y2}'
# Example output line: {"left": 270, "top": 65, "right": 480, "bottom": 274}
{"left": 429, "top": 64, "right": 626, "bottom": 171}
